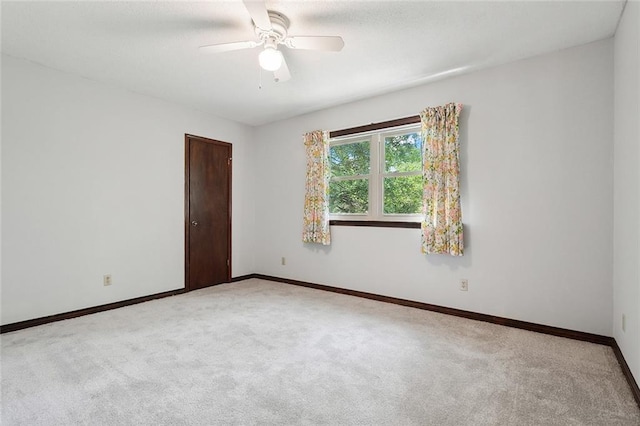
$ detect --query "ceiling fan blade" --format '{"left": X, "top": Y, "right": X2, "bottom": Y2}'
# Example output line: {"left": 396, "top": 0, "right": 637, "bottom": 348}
{"left": 243, "top": 0, "right": 272, "bottom": 30}
{"left": 274, "top": 56, "right": 291, "bottom": 83}
{"left": 285, "top": 36, "right": 344, "bottom": 52}
{"left": 199, "top": 40, "right": 259, "bottom": 53}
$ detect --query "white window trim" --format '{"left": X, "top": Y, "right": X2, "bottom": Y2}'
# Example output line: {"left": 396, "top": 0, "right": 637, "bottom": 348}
{"left": 329, "top": 123, "right": 423, "bottom": 223}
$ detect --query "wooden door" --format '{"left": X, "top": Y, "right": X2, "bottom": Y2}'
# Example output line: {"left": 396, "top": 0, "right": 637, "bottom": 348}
{"left": 185, "top": 135, "right": 232, "bottom": 291}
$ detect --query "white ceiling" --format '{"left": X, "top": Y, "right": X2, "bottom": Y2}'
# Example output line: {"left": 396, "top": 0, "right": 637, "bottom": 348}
{"left": 1, "top": 1, "right": 625, "bottom": 126}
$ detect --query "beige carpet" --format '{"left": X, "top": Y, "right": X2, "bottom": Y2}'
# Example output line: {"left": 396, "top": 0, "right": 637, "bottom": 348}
{"left": 1, "top": 278, "right": 639, "bottom": 425}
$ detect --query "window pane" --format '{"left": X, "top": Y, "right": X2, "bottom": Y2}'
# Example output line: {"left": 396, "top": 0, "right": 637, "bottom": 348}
{"left": 330, "top": 141, "right": 370, "bottom": 177}
{"left": 383, "top": 175, "right": 422, "bottom": 214}
{"left": 329, "top": 179, "right": 369, "bottom": 214}
{"left": 385, "top": 133, "right": 422, "bottom": 173}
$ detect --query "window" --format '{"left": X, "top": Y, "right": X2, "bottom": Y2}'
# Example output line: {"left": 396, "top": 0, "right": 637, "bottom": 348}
{"left": 329, "top": 124, "right": 422, "bottom": 222}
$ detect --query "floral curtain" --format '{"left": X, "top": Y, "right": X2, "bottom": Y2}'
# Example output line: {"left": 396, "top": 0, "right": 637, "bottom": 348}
{"left": 421, "top": 103, "right": 464, "bottom": 255}
{"left": 302, "top": 130, "right": 331, "bottom": 245}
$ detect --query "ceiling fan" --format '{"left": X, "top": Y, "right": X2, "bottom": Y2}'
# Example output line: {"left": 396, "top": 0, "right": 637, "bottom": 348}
{"left": 199, "top": 0, "right": 345, "bottom": 83}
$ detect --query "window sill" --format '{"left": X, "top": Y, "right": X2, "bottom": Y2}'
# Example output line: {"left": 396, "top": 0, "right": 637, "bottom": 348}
{"left": 329, "top": 220, "right": 421, "bottom": 229}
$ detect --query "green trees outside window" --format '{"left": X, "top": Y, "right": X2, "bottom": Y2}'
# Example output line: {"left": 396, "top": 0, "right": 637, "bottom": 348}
{"left": 329, "top": 128, "right": 422, "bottom": 220}
{"left": 383, "top": 133, "right": 422, "bottom": 214}
{"left": 329, "top": 140, "right": 370, "bottom": 214}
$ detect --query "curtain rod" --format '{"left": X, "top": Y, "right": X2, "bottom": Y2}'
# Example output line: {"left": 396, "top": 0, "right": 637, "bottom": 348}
{"left": 329, "top": 115, "right": 420, "bottom": 138}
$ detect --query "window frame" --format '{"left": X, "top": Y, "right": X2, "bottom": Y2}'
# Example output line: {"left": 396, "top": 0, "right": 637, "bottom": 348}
{"left": 329, "top": 123, "right": 423, "bottom": 223}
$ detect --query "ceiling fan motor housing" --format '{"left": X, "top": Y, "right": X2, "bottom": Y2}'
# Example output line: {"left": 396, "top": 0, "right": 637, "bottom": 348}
{"left": 254, "top": 11, "right": 289, "bottom": 45}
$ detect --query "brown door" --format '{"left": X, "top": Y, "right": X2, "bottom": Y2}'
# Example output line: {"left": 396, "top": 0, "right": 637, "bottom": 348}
{"left": 185, "top": 135, "right": 232, "bottom": 291}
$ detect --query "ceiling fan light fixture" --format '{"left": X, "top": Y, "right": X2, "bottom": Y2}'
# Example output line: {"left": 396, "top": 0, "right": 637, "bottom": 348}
{"left": 259, "top": 46, "right": 283, "bottom": 71}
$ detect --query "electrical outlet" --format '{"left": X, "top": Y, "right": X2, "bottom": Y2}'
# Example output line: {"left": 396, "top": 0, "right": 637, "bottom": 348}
{"left": 622, "top": 314, "right": 626, "bottom": 332}
{"left": 460, "top": 279, "right": 468, "bottom": 291}
{"left": 281, "top": 257, "right": 286, "bottom": 266}
{"left": 103, "top": 274, "right": 112, "bottom": 286}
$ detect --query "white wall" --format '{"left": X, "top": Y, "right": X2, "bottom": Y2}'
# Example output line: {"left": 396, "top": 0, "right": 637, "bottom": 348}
{"left": 253, "top": 39, "right": 614, "bottom": 336}
{"left": 1, "top": 55, "right": 255, "bottom": 324}
{"left": 613, "top": 1, "right": 640, "bottom": 379}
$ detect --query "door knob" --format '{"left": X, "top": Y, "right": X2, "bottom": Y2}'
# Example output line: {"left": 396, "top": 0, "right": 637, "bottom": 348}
{"left": 191, "top": 221, "right": 199, "bottom": 227}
